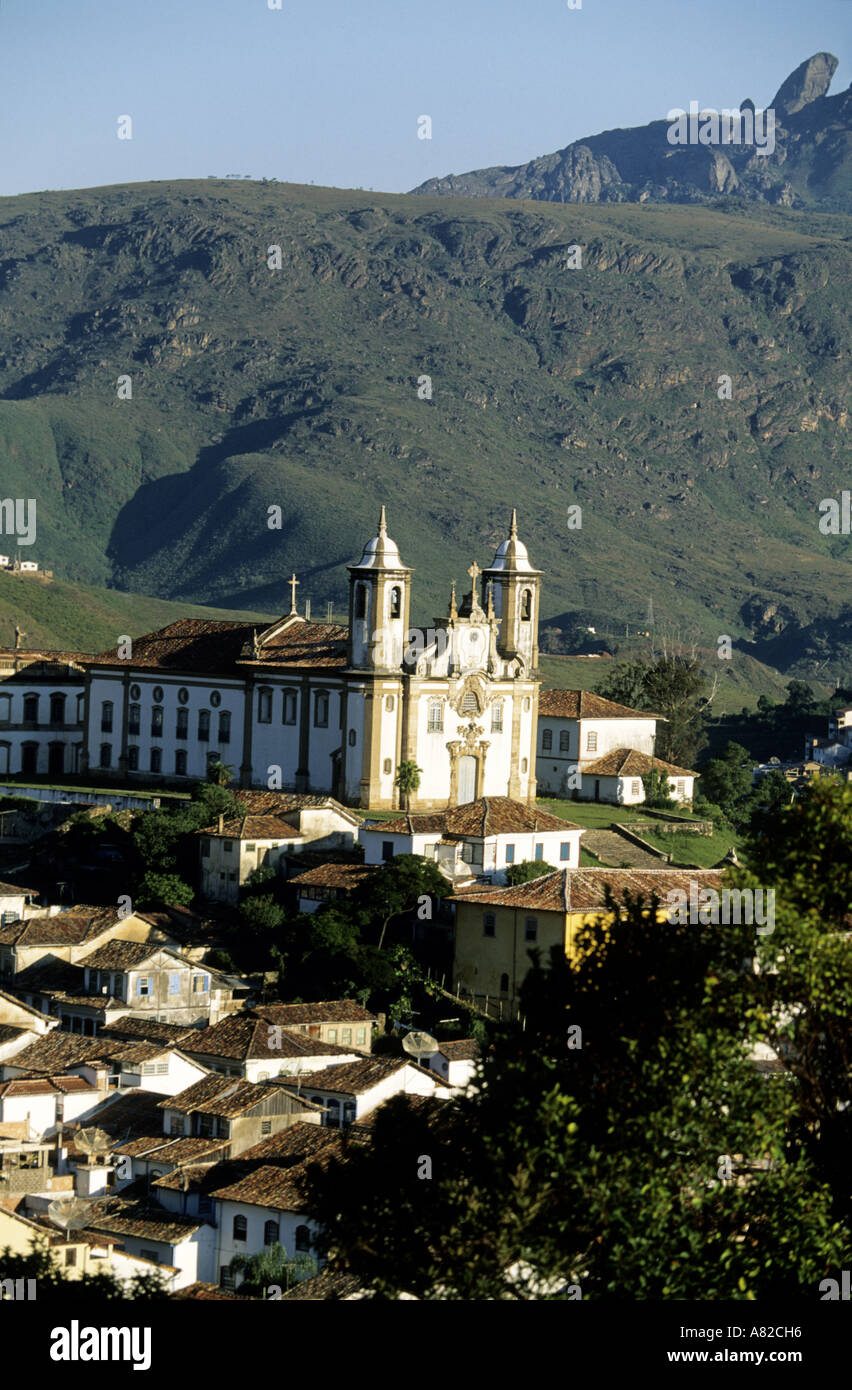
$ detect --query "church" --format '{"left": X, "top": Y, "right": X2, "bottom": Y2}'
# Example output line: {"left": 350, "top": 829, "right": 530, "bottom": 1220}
{"left": 80, "top": 510, "right": 543, "bottom": 810}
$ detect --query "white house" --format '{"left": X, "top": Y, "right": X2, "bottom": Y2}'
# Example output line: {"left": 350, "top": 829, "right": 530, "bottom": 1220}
{"left": 283, "top": 1056, "right": 453, "bottom": 1128}
{"left": 196, "top": 796, "right": 361, "bottom": 904}
{"left": 0, "top": 651, "right": 87, "bottom": 778}
{"left": 85, "top": 1196, "right": 217, "bottom": 1289}
{"left": 0, "top": 1074, "right": 100, "bottom": 1138}
{"left": 535, "top": 689, "right": 659, "bottom": 797}
{"left": 209, "top": 1164, "right": 319, "bottom": 1292}
{"left": 360, "top": 796, "right": 583, "bottom": 884}
{"left": 180, "top": 1012, "right": 361, "bottom": 1082}
{"left": 425, "top": 1039, "right": 481, "bottom": 1090}
{"left": 579, "top": 749, "right": 698, "bottom": 806}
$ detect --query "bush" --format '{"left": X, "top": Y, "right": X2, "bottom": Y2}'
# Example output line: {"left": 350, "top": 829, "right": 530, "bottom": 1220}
{"left": 504, "top": 860, "right": 556, "bottom": 886}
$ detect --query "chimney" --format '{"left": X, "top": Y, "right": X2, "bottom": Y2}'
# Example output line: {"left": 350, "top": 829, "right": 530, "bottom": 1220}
{"left": 218, "top": 814, "right": 224, "bottom": 834}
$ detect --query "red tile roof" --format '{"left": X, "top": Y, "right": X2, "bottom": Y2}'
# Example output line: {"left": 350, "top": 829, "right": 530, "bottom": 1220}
{"left": 538, "top": 689, "right": 661, "bottom": 720}
{"left": 451, "top": 867, "right": 724, "bottom": 913}
{"left": 90, "top": 617, "right": 348, "bottom": 674}
{"left": 253, "top": 1001, "right": 377, "bottom": 1026}
{"left": 367, "top": 795, "right": 581, "bottom": 837}
{"left": 289, "top": 863, "right": 377, "bottom": 891}
{"left": 182, "top": 1014, "right": 361, "bottom": 1062}
{"left": 581, "top": 748, "right": 697, "bottom": 778}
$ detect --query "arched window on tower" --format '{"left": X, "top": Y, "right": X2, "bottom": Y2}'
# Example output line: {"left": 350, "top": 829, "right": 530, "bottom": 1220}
{"left": 520, "top": 589, "right": 532, "bottom": 621}
{"left": 389, "top": 586, "right": 402, "bottom": 619}
{"left": 355, "top": 584, "right": 368, "bottom": 620}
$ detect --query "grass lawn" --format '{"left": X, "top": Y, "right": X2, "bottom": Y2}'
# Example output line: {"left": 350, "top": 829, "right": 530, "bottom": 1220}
{"left": 639, "top": 825, "right": 738, "bottom": 868}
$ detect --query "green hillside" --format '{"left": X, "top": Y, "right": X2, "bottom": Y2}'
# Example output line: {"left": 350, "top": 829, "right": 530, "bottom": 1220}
{"left": 0, "top": 179, "right": 850, "bottom": 676}
{"left": 0, "top": 571, "right": 272, "bottom": 654}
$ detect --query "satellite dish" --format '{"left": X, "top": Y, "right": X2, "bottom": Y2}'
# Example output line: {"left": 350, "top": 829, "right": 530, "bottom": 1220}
{"left": 75, "top": 1126, "right": 118, "bottom": 1160}
{"left": 402, "top": 1029, "right": 438, "bottom": 1062}
{"left": 47, "top": 1196, "right": 95, "bottom": 1234}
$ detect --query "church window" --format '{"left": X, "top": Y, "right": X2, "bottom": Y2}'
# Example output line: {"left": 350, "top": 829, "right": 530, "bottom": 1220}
{"left": 151, "top": 706, "right": 163, "bottom": 737}
{"left": 198, "top": 709, "right": 210, "bottom": 741}
{"left": 50, "top": 693, "right": 66, "bottom": 724}
{"left": 521, "top": 590, "right": 532, "bottom": 621}
{"left": 153, "top": 687, "right": 164, "bottom": 703}
{"left": 282, "top": 690, "right": 297, "bottom": 725}
{"left": 258, "top": 689, "right": 272, "bottom": 723}
{"left": 127, "top": 746, "right": 139, "bottom": 771}
{"left": 389, "top": 587, "right": 402, "bottom": 619}
{"left": 178, "top": 688, "right": 189, "bottom": 705}
{"left": 175, "top": 750, "right": 187, "bottom": 776}
{"left": 99, "top": 743, "right": 111, "bottom": 768}
{"left": 150, "top": 748, "right": 162, "bottom": 774}
{"left": 382, "top": 759, "right": 392, "bottom": 776}
{"left": 462, "top": 691, "right": 478, "bottom": 715}
{"left": 128, "top": 704, "right": 140, "bottom": 736}
{"left": 385, "top": 695, "right": 395, "bottom": 712}
{"left": 483, "top": 913, "right": 496, "bottom": 938}
{"left": 130, "top": 684, "right": 141, "bottom": 701}
{"left": 210, "top": 691, "right": 222, "bottom": 708}
{"left": 176, "top": 708, "right": 188, "bottom": 740}
{"left": 428, "top": 700, "right": 443, "bottom": 732}
{"left": 521, "top": 758, "right": 528, "bottom": 774}
{"left": 100, "top": 701, "right": 113, "bottom": 733}
{"left": 355, "top": 584, "right": 368, "bottom": 620}
{"left": 314, "top": 692, "right": 329, "bottom": 728}
{"left": 348, "top": 729, "right": 356, "bottom": 746}
{"left": 542, "top": 729, "right": 552, "bottom": 751}
{"left": 586, "top": 732, "right": 598, "bottom": 753}
{"left": 218, "top": 711, "right": 231, "bottom": 744}
{"left": 559, "top": 731, "right": 570, "bottom": 753}
{"left": 491, "top": 702, "right": 503, "bottom": 732}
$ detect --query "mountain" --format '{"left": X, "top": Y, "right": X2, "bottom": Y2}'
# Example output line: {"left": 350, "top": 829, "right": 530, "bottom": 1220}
{"left": 0, "top": 179, "right": 850, "bottom": 676}
{"left": 411, "top": 53, "right": 852, "bottom": 212}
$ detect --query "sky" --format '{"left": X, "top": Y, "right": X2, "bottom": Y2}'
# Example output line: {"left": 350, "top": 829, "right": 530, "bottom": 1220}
{"left": 0, "top": 0, "right": 849, "bottom": 198}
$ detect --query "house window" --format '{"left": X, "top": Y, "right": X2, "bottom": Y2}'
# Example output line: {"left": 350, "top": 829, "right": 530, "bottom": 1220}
{"left": 260, "top": 1119, "right": 272, "bottom": 1135}
{"left": 483, "top": 912, "right": 496, "bottom": 938}
{"left": 200, "top": 837, "right": 211, "bottom": 858}
{"left": 389, "top": 586, "right": 402, "bottom": 619}
{"left": 168, "top": 973, "right": 180, "bottom": 995}
{"left": 343, "top": 1101, "right": 356, "bottom": 1126}
{"left": 314, "top": 693, "right": 329, "bottom": 727}
{"left": 136, "top": 977, "right": 152, "bottom": 996}
{"left": 282, "top": 690, "right": 297, "bottom": 724}
{"left": 631, "top": 780, "right": 642, "bottom": 796}
{"left": 178, "top": 688, "right": 189, "bottom": 705}
{"left": 505, "top": 844, "right": 515, "bottom": 864}
{"left": 325, "top": 1099, "right": 340, "bottom": 1127}
{"left": 151, "top": 706, "right": 163, "bottom": 737}
{"left": 245, "top": 842, "right": 256, "bottom": 853}
{"left": 382, "top": 841, "right": 394, "bottom": 863}
{"left": 258, "top": 689, "right": 272, "bottom": 723}
{"left": 100, "top": 700, "right": 113, "bottom": 733}
{"left": 341, "top": 1028, "right": 352, "bottom": 1044}
{"left": 327, "top": 1028, "right": 338, "bottom": 1043}
{"left": 559, "top": 730, "right": 570, "bottom": 753}
{"left": 232, "top": 1215, "right": 247, "bottom": 1242}
{"left": 0, "top": 694, "right": 10, "bottom": 723}
{"left": 224, "top": 840, "right": 233, "bottom": 853}
{"left": 193, "top": 975, "right": 210, "bottom": 993}
{"left": 176, "top": 708, "right": 188, "bottom": 740}
{"left": 198, "top": 1195, "right": 213, "bottom": 1216}
{"left": 520, "top": 589, "right": 532, "bottom": 621}
{"left": 525, "top": 917, "right": 538, "bottom": 942}
{"left": 491, "top": 702, "right": 503, "bottom": 732}
{"left": 218, "top": 711, "right": 231, "bottom": 744}
{"left": 500, "top": 973, "right": 509, "bottom": 994}
{"left": 264, "top": 1220, "right": 279, "bottom": 1246}
{"left": 675, "top": 780, "right": 686, "bottom": 798}
{"left": 542, "top": 729, "right": 552, "bottom": 751}
{"left": 198, "top": 709, "right": 210, "bottom": 741}
{"left": 23, "top": 693, "right": 39, "bottom": 723}
{"left": 220, "top": 1266, "right": 236, "bottom": 1290}
{"left": 140, "top": 1249, "right": 159, "bottom": 1266}
{"left": 383, "top": 758, "right": 392, "bottom": 775}
{"left": 428, "top": 700, "right": 443, "bottom": 732}
{"left": 560, "top": 842, "right": 572, "bottom": 861}
{"left": 175, "top": 750, "right": 187, "bottom": 776}
{"left": 150, "top": 747, "right": 162, "bottom": 773}
{"left": 356, "top": 1027, "right": 366, "bottom": 1045}
{"left": 99, "top": 743, "right": 112, "bottom": 768}
{"left": 295, "top": 1225, "right": 311, "bottom": 1253}
{"left": 128, "top": 703, "right": 141, "bottom": 735}
{"left": 534, "top": 843, "right": 544, "bottom": 861}
{"left": 586, "top": 731, "right": 598, "bottom": 753}
{"left": 50, "top": 693, "right": 66, "bottom": 724}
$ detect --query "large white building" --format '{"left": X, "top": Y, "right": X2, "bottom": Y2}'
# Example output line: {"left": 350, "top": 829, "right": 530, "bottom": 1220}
{"left": 74, "top": 510, "right": 543, "bottom": 811}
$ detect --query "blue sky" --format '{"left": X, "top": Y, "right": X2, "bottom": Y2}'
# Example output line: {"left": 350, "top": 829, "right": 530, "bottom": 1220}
{"left": 0, "top": 0, "right": 848, "bottom": 197}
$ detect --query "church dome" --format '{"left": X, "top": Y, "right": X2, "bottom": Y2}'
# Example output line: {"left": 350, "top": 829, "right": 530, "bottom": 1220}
{"left": 351, "top": 506, "right": 409, "bottom": 571}
{"left": 487, "top": 510, "right": 536, "bottom": 572}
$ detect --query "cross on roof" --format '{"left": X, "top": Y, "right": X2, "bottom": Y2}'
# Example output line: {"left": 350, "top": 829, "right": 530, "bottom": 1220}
{"left": 466, "top": 560, "right": 481, "bottom": 599}
{"left": 288, "top": 573, "right": 300, "bottom": 614}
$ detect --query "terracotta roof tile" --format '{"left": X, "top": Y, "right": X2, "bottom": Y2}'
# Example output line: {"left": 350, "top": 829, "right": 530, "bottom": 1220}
{"left": 368, "top": 796, "right": 581, "bottom": 837}
{"left": 253, "top": 1001, "right": 377, "bottom": 1026}
{"left": 581, "top": 748, "right": 697, "bottom": 777}
{"left": 451, "top": 867, "right": 724, "bottom": 913}
{"left": 182, "top": 1014, "right": 360, "bottom": 1062}
{"left": 0, "top": 908, "right": 118, "bottom": 948}
{"left": 288, "top": 863, "right": 377, "bottom": 891}
{"left": 538, "top": 689, "right": 662, "bottom": 720}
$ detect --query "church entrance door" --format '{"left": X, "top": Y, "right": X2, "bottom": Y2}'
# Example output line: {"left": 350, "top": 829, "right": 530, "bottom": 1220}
{"left": 458, "top": 755, "right": 477, "bottom": 805}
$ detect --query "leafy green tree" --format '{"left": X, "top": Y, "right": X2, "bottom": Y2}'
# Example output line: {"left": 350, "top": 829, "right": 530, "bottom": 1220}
{"left": 698, "top": 741, "right": 755, "bottom": 827}
{"left": 640, "top": 767, "right": 677, "bottom": 810}
{"left": 229, "top": 1241, "right": 316, "bottom": 1295}
{"left": 239, "top": 893, "right": 286, "bottom": 934}
{"left": 135, "top": 871, "right": 194, "bottom": 909}
{"left": 394, "top": 760, "right": 422, "bottom": 811}
{"left": 0, "top": 1246, "right": 170, "bottom": 1300}
{"left": 354, "top": 853, "right": 446, "bottom": 950}
{"left": 597, "top": 656, "right": 710, "bottom": 765}
{"left": 206, "top": 758, "right": 235, "bottom": 787}
{"left": 594, "top": 660, "right": 649, "bottom": 710}
{"left": 504, "top": 859, "right": 555, "bottom": 886}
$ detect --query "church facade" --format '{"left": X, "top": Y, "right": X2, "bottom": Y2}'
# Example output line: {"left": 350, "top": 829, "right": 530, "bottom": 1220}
{"left": 45, "top": 511, "right": 542, "bottom": 812}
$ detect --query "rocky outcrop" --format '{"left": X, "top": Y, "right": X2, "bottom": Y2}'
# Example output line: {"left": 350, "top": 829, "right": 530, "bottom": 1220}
{"left": 771, "top": 52, "right": 838, "bottom": 117}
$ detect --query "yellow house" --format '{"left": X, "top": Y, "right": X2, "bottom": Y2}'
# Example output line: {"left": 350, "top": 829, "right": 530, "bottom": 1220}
{"left": 0, "top": 1204, "right": 177, "bottom": 1291}
{"left": 450, "top": 867, "right": 723, "bottom": 1007}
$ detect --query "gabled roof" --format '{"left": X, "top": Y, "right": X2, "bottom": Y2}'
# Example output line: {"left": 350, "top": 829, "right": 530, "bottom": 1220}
{"left": 253, "top": 1001, "right": 377, "bottom": 1027}
{"left": 365, "top": 796, "right": 580, "bottom": 838}
{"left": 0, "top": 908, "right": 119, "bottom": 948}
{"left": 581, "top": 748, "right": 697, "bottom": 778}
{"left": 90, "top": 616, "right": 349, "bottom": 674}
{"left": 195, "top": 815, "right": 301, "bottom": 841}
{"left": 76, "top": 939, "right": 181, "bottom": 972}
{"left": 279, "top": 1056, "right": 421, "bottom": 1096}
{"left": 538, "top": 689, "right": 661, "bottom": 720}
{"left": 439, "top": 1040, "right": 481, "bottom": 1062}
{"left": 100, "top": 1017, "right": 199, "bottom": 1047}
{"left": 450, "top": 867, "right": 724, "bottom": 913}
{"left": 86, "top": 1196, "right": 205, "bottom": 1244}
{"left": 181, "top": 1013, "right": 362, "bottom": 1062}
{"left": 288, "top": 863, "right": 377, "bottom": 892}
{"left": 0, "top": 1074, "right": 97, "bottom": 1098}
{"left": 159, "top": 1073, "right": 312, "bottom": 1119}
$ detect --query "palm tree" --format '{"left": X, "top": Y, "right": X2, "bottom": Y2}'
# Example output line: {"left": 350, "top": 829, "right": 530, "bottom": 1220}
{"left": 394, "top": 760, "right": 422, "bottom": 812}
{"left": 228, "top": 1241, "right": 316, "bottom": 1296}
{"left": 206, "top": 758, "right": 234, "bottom": 787}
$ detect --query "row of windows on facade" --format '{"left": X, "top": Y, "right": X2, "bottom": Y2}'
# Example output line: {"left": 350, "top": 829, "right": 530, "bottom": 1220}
{"left": 85, "top": 970, "right": 210, "bottom": 996}
{"left": 381, "top": 841, "right": 573, "bottom": 865}
{"left": 98, "top": 745, "right": 224, "bottom": 775}
{"left": 428, "top": 695, "right": 504, "bottom": 732}
{"left": 102, "top": 703, "right": 233, "bottom": 742}
{"left": 0, "top": 692, "right": 83, "bottom": 724}
{"left": 352, "top": 583, "right": 534, "bottom": 623}
{"left": 227, "top": 1216, "right": 312, "bottom": 1248}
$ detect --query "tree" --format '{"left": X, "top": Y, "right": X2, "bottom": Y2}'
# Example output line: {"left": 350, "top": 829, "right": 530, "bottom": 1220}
{"left": 0, "top": 1246, "right": 170, "bottom": 1300}
{"left": 596, "top": 656, "right": 712, "bottom": 766}
{"left": 135, "top": 871, "right": 194, "bottom": 909}
{"left": 697, "top": 741, "right": 755, "bottom": 827}
{"left": 354, "top": 853, "right": 446, "bottom": 950}
{"left": 504, "top": 859, "right": 555, "bottom": 886}
{"left": 229, "top": 1241, "right": 316, "bottom": 1296}
{"left": 207, "top": 759, "right": 235, "bottom": 787}
{"left": 394, "top": 760, "right": 422, "bottom": 811}
{"left": 239, "top": 894, "right": 286, "bottom": 934}
{"left": 302, "top": 883, "right": 848, "bottom": 1299}
{"left": 640, "top": 767, "right": 677, "bottom": 810}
